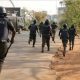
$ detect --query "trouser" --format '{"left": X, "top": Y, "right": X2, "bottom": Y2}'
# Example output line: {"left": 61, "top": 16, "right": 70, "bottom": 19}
{"left": 52, "top": 30, "right": 56, "bottom": 41}
{"left": 0, "top": 42, "right": 7, "bottom": 73}
{"left": 62, "top": 39, "right": 68, "bottom": 47}
{"left": 39, "top": 30, "right": 42, "bottom": 37}
{"left": 29, "top": 34, "right": 36, "bottom": 46}
{"left": 61, "top": 38, "right": 68, "bottom": 56}
{"left": 42, "top": 35, "right": 50, "bottom": 52}
{"left": 69, "top": 37, "right": 75, "bottom": 50}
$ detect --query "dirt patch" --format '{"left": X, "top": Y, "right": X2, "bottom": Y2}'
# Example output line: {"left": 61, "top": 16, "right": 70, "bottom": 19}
{"left": 51, "top": 39, "right": 80, "bottom": 80}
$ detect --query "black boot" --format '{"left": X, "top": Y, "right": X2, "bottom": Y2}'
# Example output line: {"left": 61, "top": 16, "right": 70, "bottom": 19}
{"left": 41, "top": 47, "right": 44, "bottom": 53}
{"left": 69, "top": 47, "right": 71, "bottom": 50}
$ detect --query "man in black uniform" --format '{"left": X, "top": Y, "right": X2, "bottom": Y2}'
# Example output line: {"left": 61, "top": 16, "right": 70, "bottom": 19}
{"left": 59, "top": 24, "right": 68, "bottom": 57}
{"left": 68, "top": 24, "right": 77, "bottom": 50}
{"left": 28, "top": 20, "right": 38, "bottom": 47}
{"left": 51, "top": 22, "right": 58, "bottom": 43}
{"left": 39, "top": 22, "right": 44, "bottom": 37}
{"left": 41, "top": 19, "right": 51, "bottom": 53}
{"left": 0, "top": 7, "right": 16, "bottom": 72}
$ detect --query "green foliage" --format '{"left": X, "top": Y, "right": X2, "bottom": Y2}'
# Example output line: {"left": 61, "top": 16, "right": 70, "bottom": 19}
{"left": 61, "top": 0, "right": 80, "bottom": 28}
{"left": 33, "top": 11, "right": 47, "bottom": 23}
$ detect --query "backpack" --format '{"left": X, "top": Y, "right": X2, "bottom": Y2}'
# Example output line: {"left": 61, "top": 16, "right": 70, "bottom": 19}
{"left": 42, "top": 25, "right": 50, "bottom": 35}
{"left": 51, "top": 24, "right": 57, "bottom": 30}
{"left": 30, "top": 24, "right": 36, "bottom": 34}
{"left": 61, "top": 29, "right": 68, "bottom": 39}
{"left": 0, "top": 18, "right": 8, "bottom": 42}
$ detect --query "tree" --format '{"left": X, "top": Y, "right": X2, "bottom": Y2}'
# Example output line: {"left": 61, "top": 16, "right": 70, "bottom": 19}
{"left": 60, "top": 0, "right": 80, "bottom": 28}
{"left": 33, "top": 11, "right": 47, "bottom": 23}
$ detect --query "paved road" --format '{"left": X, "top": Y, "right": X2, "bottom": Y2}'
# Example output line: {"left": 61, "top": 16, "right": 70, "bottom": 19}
{"left": 0, "top": 31, "right": 61, "bottom": 80}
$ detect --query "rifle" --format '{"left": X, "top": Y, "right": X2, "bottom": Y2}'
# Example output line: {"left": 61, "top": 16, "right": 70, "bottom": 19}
{"left": 4, "top": 42, "right": 12, "bottom": 58}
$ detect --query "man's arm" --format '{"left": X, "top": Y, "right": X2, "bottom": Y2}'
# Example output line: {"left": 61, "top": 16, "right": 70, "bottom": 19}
{"left": 49, "top": 26, "right": 52, "bottom": 36}
{"left": 36, "top": 25, "right": 38, "bottom": 33}
{"left": 28, "top": 25, "right": 31, "bottom": 30}
{"left": 59, "top": 29, "right": 61, "bottom": 36}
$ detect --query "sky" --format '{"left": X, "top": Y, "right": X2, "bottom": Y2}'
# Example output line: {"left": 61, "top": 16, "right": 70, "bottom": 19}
{"left": 0, "top": 0, "right": 62, "bottom": 15}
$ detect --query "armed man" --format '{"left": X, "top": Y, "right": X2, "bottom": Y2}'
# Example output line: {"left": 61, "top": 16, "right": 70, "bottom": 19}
{"left": 59, "top": 24, "right": 68, "bottom": 57}
{"left": 28, "top": 20, "right": 38, "bottom": 47}
{"left": 68, "top": 24, "right": 77, "bottom": 50}
{"left": 41, "top": 19, "right": 52, "bottom": 53}
{"left": 0, "top": 7, "right": 16, "bottom": 72}
{"left": 51, "top": 22, "right": 58, "bottom": 43}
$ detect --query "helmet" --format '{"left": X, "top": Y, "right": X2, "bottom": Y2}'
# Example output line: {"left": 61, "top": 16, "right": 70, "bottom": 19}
{"left": 71, "top": 24, "right": 74, "bottom": 28}
{"left": 45, "top": 19, "right": 49, "bottom": 25}
{"left": 33, "top": 20, "right": 36, "bottom": 24}
{"left": 53, "top": 22, "right": 56, "bottom": 24}
{"left": 63, "top": 23, "right": 67, "bottom": 29}
{"left": 0, "top": 7, "right": 7, "bottom": 16}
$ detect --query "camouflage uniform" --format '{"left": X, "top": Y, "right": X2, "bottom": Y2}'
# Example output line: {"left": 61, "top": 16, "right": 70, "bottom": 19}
{"left": 51, "top": 22, "right": 58, "bottom": 42}
{"left": 41, "top": 20, "right": 51, "bottom": 52}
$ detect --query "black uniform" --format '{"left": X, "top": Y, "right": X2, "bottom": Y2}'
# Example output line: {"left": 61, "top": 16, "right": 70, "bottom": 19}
{"left": 59, "top": 24, "right": 68, "bottom": 56}
{"left": 68, "top": 25, "right": 76, "bottom": 50}
{"left": 41, "top": 20, "right": 51, "bottom": 52}
{"left": 51, "top": 22, "right": 58, "bottom": 42}
{"left": 0, "top": 7, "right": 16, "bottom": 72}
{"left": 28, "top": 20, "right": 38, "bottom": 47}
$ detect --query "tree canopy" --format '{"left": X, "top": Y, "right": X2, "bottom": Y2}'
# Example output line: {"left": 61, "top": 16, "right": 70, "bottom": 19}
{"left": 33, "top": 11, "right": 47, "bottom": 23}
{"left": 61, "top": 0, "right": 80, "bottom": 28}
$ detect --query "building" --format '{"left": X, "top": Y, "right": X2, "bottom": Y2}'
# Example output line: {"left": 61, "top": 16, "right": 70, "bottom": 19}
{"left": 58, "top": 6, "right": 66, "bottom": 25}
{"left": 58, "top": 7, "right": 65, "bottom": 15}
{"left": 5, "top": 7, "right": 21, "bottom": 16}
{"left": 5, "top": 7, "right": 25, "bottom": 31}
{"left": 45, "top": 15, "right": 58, "bottom": 23}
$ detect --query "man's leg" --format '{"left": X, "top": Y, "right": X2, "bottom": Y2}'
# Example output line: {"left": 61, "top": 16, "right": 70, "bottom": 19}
{"left": 46, "top": 37, "right": 50, "bottom": 51}
{"left": 52, "top": 31, "right": 55, "bottom": 43}
{"left": 42, "top": 37, "right": 45, "bottom": 52}
{"left": 69, "top": 38, "right": 72, "bottom": 50}
{"left": 33, "top": 34, "right": 36, "bottom": 47}
{"left": 72, "top": 38, "right": 75, "bottom": 50}
{"left": 28, "top": 34, "right": 32, "bottom": 44}
{"left": 62, "top": 39, "right": 67, "bottom": 57}
{"left": 0, "top": 42, "right": 7, "bottom": 73}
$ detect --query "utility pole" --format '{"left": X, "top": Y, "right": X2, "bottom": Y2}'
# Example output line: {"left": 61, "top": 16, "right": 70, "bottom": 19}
{"left": 9, "top": 0, "right": 15, "bottom": 7}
